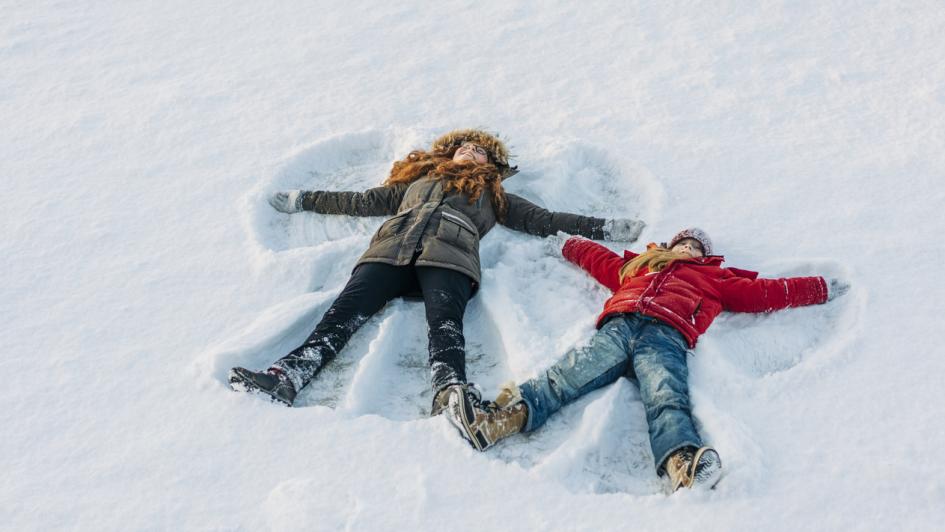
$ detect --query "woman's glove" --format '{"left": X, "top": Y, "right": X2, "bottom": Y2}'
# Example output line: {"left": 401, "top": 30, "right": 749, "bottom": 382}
{"left": 827, "top": 278, "right": 850, "bottom": 301}
{"left": 268, "top": 190, "right": 304, "bottom": 213}
{"left": 602, "top": 218, "right": 645, "bottom": 242}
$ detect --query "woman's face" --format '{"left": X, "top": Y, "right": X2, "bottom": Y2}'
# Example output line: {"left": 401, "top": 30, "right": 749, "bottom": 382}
{"left": 453, "top": 142, "right": 489, "bottom": 164}
{"left": 671, "top": 238, "right": 705, "bottom": 258}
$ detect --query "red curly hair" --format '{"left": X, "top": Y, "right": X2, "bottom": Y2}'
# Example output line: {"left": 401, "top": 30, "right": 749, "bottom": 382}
{"left": 383, "top": 146, "right": 508, "bottom": 221}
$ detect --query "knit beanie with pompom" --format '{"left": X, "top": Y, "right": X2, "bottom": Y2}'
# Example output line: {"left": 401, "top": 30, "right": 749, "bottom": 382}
{"left": 667, "top": 227, "right": 714, "bottom": 256}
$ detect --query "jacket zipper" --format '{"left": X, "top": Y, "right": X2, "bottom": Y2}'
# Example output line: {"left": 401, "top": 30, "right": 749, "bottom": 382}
{"left": 640, "top": 262, "right": 674, "bottom": 313}
{"left": 442, "top": 211, "right": 477, "bottom": 234}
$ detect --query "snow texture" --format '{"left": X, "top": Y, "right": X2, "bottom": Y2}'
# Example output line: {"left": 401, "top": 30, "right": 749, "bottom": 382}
{"left": 2, "top": 1, "right": 944, "bottom": 530}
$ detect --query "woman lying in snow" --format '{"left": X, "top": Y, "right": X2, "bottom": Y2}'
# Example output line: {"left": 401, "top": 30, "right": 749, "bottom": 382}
{"left": 229, "top": 129, "right": 646, "bottom": 413}
{"left": 446, "top": 228, "right": 849, "bottom": 492}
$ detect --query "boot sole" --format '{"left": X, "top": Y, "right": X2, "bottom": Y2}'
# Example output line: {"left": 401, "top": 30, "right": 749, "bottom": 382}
{"left": 228, "top": 368, "right": 293, "bottom": 407}
{"left": 690, "top": 447, "right": 723, "bottom": 490}
{"left": 447, "top": 389, "right": 490, "bottom": 452}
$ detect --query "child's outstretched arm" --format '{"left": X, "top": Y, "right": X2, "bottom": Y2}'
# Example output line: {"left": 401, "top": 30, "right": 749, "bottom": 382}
{"left": 560, "top": 236, "right": 625, "bottom": 292}
{"left": 269, "top": 184, "right": 409, "bottom": 217}
{"left": 718, "top": 272, "right": 829, "bottom": 313}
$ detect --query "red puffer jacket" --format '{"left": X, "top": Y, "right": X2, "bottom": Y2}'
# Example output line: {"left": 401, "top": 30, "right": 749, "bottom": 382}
{"left": 562, "top": 237, "right": 828, "bottom": 348}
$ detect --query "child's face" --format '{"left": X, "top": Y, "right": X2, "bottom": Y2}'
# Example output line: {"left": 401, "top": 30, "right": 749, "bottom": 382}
{"left": 671, "top": 238, "right": 705, "bottom": 258}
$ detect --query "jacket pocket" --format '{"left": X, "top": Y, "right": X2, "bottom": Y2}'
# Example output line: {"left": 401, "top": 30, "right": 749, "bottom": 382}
{"left": 436, "top": 211, "right": 479, "bottom": 253}
{"left": 373, "top": 211, "right": 411, "bottom": 242}
{"left": 684, "top": 297, "right": 704, "bottom": 327}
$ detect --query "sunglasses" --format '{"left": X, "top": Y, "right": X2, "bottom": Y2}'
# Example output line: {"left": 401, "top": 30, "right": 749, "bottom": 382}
{"left": 459, "top": 142, "right": 489, "bottom": 158}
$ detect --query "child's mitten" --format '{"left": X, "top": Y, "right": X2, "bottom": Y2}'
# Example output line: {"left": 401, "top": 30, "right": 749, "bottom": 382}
{"left": 544, "top": 231, "right": 574, "bottom": 256}
{"left": 827, "top": 278, "right": 850, "bottom": 301}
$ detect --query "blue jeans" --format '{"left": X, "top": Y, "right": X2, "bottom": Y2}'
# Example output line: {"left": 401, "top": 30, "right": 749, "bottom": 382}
{"left": 518, "top": 313, "right": 702, "bottom": 469}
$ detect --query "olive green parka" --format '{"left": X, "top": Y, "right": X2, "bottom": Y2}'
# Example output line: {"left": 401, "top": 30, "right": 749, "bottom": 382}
{"left": 300, "top": 176, "right": 606, "bottom": 294}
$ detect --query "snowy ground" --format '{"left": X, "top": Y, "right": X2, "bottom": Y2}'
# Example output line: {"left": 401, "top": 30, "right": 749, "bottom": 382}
{"left": 3, "top": 1, "right": 945, "bottom": 530}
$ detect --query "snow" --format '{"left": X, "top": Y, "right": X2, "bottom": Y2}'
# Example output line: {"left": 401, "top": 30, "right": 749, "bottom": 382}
{"left": 3, "top": 1, "right": 944, "bottom": 529}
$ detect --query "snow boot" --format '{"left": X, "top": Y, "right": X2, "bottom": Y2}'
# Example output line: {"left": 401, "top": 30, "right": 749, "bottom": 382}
{"left": 494, "top": 381, "right": 525, "bottom": 409}
{"left": 431, "top": 386, "right": 453, "bottom": 417}
{"left": 690, "top": 447, "right": 723, "bottom": 489}
{"left": 228, "top": 367, "right": 297, "bottom": 407}
{"left": 663, "top": 446, "right": 722, "bottom": 492}
{"left": 444, "top": 384, "right": 527, "bottom": 451}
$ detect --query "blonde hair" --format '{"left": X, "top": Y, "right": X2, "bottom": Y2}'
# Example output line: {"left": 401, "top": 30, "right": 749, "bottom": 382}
{"left": 618, "top": 244, "right": 692, "bottom": 283}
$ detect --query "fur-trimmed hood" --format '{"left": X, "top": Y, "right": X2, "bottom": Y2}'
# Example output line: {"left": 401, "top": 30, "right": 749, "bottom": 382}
{"left": 431, "top": 128, "right": 518, "bottom": 179}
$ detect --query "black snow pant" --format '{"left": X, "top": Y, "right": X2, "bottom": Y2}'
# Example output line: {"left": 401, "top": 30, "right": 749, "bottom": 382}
{"left": 271, "top": 262, "right": 474, "bottom": 395}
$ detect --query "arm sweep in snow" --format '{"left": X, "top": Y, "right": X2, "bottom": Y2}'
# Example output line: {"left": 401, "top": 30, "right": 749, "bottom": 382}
{"left": 300, "top": 184, "right": 409, "bottom": 217}
{"left": 561, "top": 237, "right": 625, "bottom": 292}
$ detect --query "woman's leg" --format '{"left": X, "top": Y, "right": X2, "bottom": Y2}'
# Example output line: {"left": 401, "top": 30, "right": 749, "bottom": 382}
{"left": 629, "top": 319, "right": 703, "bottom": 471}
{"left": 517, "top": 314, "right": 639, "bottom": 432}
{"left": 272, "top": 262, "right": 417, "bottom": 391}
{"left": 415, "top": 267, "right": 474, "bottom": 395}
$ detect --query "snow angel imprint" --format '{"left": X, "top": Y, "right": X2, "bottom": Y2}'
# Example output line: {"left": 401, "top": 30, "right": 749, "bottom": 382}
{"left": 447, "top": 227, "right": 850, "bottom": 492}
{"left": 229, "top": 129, "right": 646, "bottom": 419}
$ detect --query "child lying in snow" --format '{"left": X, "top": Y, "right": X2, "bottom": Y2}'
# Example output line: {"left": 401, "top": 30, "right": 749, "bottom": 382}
{"left": 444, "top": 228, "right": 849, "bottom": 492}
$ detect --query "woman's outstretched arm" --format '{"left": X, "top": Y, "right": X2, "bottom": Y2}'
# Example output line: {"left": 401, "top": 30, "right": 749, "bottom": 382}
{"left": 269, "top": 184, "right": 409, "bottom": 217}
{"left": 502, "top": 194, "right": 644, "bottom": 242}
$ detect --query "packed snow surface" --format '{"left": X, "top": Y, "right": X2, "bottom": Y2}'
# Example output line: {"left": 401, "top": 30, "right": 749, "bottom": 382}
{"left": 3, "top": 1, "right": 944, "bottom": 530}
